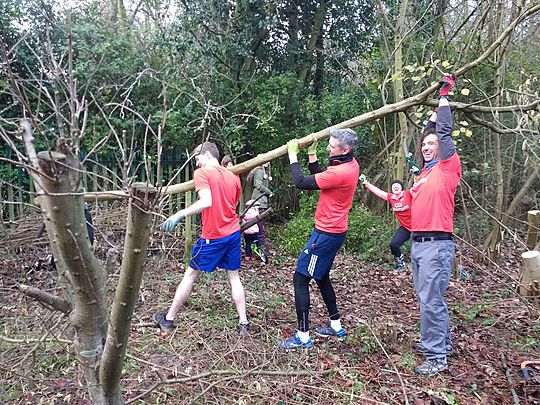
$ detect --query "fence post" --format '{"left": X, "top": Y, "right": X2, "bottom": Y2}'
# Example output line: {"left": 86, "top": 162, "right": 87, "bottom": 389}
{"left": 16, "top": 166, "right": 24, "bottom": 217}
{"left": 167, "top": 151, "right": 173, "bottom": 213}
{"left": 102, "top": 164, "right": 109, "bottom": 213}
{"left": 6, "top": 183, "right": 15, "bottom": 224}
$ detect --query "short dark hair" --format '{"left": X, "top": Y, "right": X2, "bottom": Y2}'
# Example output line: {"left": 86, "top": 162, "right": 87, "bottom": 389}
{"left": 221, "top": 155, "right": 233, "bottom": 166}
{"left": 193, "top": 142, "right": 219, "bottom": 160}
{"left": 329, "top": 129, "right": 357, "bottom": 153}
{"left": 391, "top": 179, "right": 404, "bottom": 189}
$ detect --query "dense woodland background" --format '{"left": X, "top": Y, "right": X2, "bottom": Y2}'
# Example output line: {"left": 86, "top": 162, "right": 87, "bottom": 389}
{"left": 0, "top": 0, "right": 539, "bottom": 404}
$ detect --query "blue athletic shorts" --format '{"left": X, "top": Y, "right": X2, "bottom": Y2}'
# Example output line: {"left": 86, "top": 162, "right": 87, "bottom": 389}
{"left": 189, "top": 230, "right": 241, "bottom": 272}
{"left": 296, "top": 229, "right": 345, "bottom": 280}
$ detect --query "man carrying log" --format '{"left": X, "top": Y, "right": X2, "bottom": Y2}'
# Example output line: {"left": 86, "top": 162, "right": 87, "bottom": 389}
{"left": 153, "top": 142, "right": 250, "bottom": 336}
{"left": 278, "top": 129, "right": 359, "bottom": 349}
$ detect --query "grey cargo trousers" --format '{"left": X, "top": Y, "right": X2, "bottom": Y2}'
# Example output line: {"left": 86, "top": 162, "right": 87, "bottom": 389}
{"left": 411, "top": 239, "right": 454, "bottom": 360}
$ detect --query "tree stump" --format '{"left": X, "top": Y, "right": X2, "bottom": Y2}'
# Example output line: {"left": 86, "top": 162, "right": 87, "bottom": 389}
{"left": 525, "top": 210, "right": 540, "bottom": 251}
{"left": 520, "top": 250, "right": 540, "bottom": 296}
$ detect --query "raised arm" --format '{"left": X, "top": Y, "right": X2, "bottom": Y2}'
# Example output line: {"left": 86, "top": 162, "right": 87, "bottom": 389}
{"left": 436, "top": 74, "right": 456, "bottom": 160}
{"left": 288, "top": 139, "right": 320, "bottom": 190}
{"left": 364, "top": 181, "right": 389, "bottom": 201}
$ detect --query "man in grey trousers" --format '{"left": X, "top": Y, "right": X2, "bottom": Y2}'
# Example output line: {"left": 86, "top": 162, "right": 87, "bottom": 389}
{"left": 409, "top": 74, "right": 462, "bottom": 376}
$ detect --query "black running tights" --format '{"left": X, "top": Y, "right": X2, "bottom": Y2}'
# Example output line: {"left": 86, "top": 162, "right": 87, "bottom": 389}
{"left": 293, "top": 271, "right": 340, "bottom": 332}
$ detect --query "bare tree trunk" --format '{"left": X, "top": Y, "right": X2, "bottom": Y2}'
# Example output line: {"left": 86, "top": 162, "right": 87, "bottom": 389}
{"left": 37, "top": 141, "right": 109, "bottom": 403}
{"left": 100, "top": 183, "right": 157, "bottom": 402}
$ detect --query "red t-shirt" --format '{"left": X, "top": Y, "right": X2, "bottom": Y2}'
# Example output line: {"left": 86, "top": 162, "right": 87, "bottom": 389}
{"left": 385, "top": 190, "right": 412, "bottom": 231}
{"left": 194, "top": 166, "right": 241, "bottom": 239}
{"left": 314, "top": 159, "right": 360, "bottom": 233}
{"left": 410, "top": 153, "right": 462, "bottom": 232}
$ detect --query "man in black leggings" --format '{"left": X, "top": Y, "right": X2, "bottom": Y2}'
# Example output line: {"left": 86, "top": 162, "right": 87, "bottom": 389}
{"left": 278, "top": 130, "right": 360, "bottom": 349}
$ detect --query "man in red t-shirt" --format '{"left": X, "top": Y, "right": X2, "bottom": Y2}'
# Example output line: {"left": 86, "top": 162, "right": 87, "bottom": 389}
{"left": 361, "top": 178, "right": 412, "bottom": 270}
{"left": 408, "top": 75, "right": 462, "bottom": 377}
{"left": 153, "top": 142, "right": 249, "bottom": 336}
{"left": 278, "top": 129, "right": 360, "bottom": 350}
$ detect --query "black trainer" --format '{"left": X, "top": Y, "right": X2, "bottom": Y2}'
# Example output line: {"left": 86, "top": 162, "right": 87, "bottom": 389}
{"left": 238, "top": 322, "right": 250, "bottom": 337}
{"left": 415, "top": 358, "right": 448, "bottom": 376}
{"left": 413, "top": 341, "right": 454, "bottom": 355}
{"left": 153, "top": 310, "right": 175, "bottom": 332}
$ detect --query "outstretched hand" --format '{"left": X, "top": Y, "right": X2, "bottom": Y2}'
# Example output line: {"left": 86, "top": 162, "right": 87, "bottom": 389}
{"left": 162, "top": 212, "right": 186, "bottom": 232}
{"left": 359, "top": 174, "right": 369, "bottom": 185}
{"left": 438, "top": 73, "right": 456, "bottom": 97}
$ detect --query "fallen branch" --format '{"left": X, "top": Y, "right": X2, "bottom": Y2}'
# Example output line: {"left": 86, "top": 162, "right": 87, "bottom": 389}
{"left": 125, "top": 367, "right": 336, "bottom": 404}
{"left": 364, "top": 322, "right": 410, "bottom": 405}
{"left": 500, "top": 353, "right": 521, "bottom": 405}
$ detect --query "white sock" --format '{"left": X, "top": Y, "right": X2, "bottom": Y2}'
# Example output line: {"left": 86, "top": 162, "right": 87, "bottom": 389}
{"left": 296, "top": 330, "right": 310, "bottom": 343}
{"left": 330, "top": 319, "right": 342, "bottom": 331}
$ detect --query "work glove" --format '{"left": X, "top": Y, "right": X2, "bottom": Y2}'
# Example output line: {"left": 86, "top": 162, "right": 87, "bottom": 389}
{"left": 287, "top": 139, "right": 300, "bottom": 156}
{"left": 307, "top": 140, "right": 318, "bottom": 155}
{"left": 359, "top": 174, "right": 369, "bottom": 185}
{"left": 438, "top": 73, "right": 456, "bottom": 97}
{"left": 162, "top": 212, "right": 186, "bottom": 232}
{"left": 406, "top": 153, "right": 421, "bottom": 175}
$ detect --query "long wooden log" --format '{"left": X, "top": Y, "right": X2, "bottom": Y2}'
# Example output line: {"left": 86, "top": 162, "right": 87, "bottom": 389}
{"left": 32, "top": 4, "right": 540, "bottom": 204}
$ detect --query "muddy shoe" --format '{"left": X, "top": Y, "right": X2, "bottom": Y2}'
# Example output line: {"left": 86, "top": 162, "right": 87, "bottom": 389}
{"left": 395, "top": 254, "right": 406, "bottom": 271}
{"left": 153, "top": 310, "right": 175, "bottom": 332}
{"left": 277, "top": 334, "right": 313, "bottom": 350}
{"left": 415, "top": 358, "right": 448, "bottom": 376}
{"left": 314, "top": 323, "right": 346, "bottom": 339}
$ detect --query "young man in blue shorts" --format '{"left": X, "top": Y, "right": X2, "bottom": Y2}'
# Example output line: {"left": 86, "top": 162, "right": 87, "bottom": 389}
{"left": 279, "top": 130, "right": 360, "bottom": 349}
{"left": 153, "top": 142, "right": 249, "bottom": 336}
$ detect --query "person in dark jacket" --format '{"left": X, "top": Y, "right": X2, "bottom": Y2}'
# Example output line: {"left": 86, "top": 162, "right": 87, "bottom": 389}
{"left": 248, "top": 162, "right": 272, "bottom": 246}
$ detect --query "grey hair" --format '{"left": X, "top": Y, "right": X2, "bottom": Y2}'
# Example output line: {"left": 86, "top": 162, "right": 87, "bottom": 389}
{"left": 329, "top": 129, "right": 357, "bottom": 152}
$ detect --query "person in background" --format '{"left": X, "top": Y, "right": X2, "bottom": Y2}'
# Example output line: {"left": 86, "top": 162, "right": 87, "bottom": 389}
{"left": 359, "top": 177, "right": 411, "bottom": 271}
{"left": 154, "top": 142, "right": 249, "bottom": 336}
{"left": 221, "top": 155, "right": 234, "bottom": 168}
{"left": 409, "top": 74, "right": 461, "bottom": 376}
{"left": 242, "top": 200, "right": 260, "bottom": 262}
{"left": 247, "top": 162, "right": 272, "bottom": 246}
{"left": 278, "top": 131, "right": 359, "bottom": 350}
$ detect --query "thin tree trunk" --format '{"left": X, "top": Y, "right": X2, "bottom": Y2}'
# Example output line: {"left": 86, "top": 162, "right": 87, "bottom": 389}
{"left": 100, "top": 183, "right": 157, "bottom": 402}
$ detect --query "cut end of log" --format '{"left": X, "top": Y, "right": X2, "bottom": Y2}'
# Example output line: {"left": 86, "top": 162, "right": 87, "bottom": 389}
{"left": 37, "top": 151, "right": 67, "bottom": 162}
{"left": 522, "top": 250, "right": 539, "bottom": 259}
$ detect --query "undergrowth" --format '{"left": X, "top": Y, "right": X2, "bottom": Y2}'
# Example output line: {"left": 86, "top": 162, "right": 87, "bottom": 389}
{"left": 275, "top": 193, "right": 396, "bottom": 260}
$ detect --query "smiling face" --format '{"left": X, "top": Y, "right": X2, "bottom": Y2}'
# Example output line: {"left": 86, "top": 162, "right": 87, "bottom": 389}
{"left": 421, "top": 133, "right": 440, "bottom": 163}
{"left": 391, "top": 182, "right": 403, "bottom": 194}
{"left": 326, "top": 136, "right": 350, "bottom": 157}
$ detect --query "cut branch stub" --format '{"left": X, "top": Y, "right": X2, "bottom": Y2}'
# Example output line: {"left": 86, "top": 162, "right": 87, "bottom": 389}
{"left": 37, "top": 151, "right": 68, "bottom": 179}
{"left": 130, "top": 182, "right": 158, "bottom": 210}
